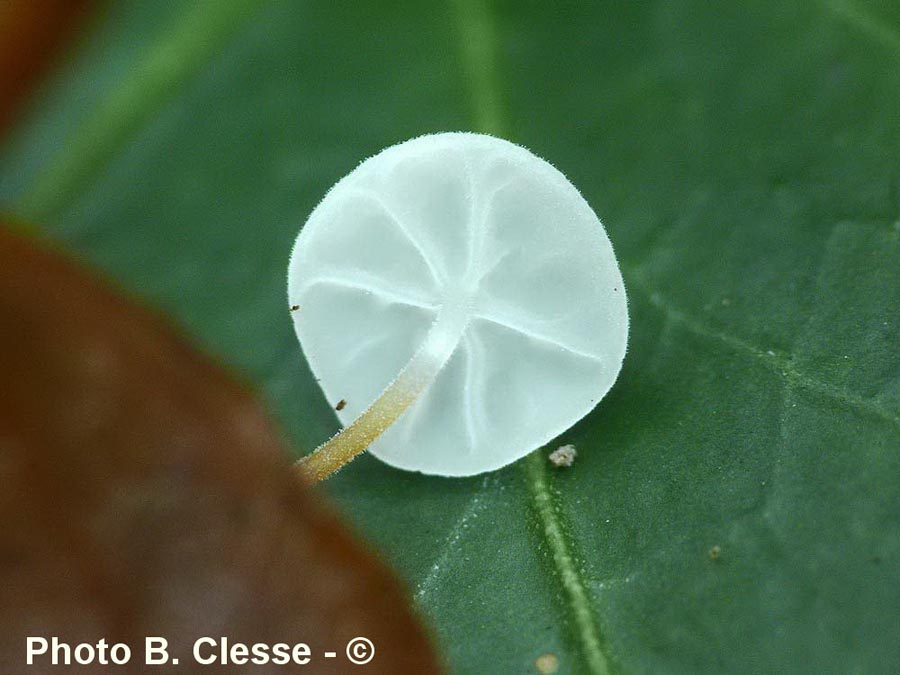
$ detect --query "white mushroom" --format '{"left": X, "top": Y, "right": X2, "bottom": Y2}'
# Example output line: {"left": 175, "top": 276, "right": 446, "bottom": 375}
{"left": 288, "top": 132, "right": 628, "bottom": 480}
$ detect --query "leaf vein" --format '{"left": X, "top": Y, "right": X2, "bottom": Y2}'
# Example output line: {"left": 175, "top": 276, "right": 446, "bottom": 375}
{"left": 524, "top": 452, "right": 611, "bottom": 675}
{"left": 414, "top": 476, "right": 491, "bottom": 602}
{"left": 623, "top": 263, "right": 900, "bottom": 429}
{"left": 16, "top": 0, "right": 266, "bottom": 222}
{"left": 818, "top": 0, "right": 900, "bottom": 56}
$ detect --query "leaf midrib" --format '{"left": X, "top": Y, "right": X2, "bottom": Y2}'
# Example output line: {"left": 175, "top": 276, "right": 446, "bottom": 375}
{"left": 450, "top": 1, "right": 614, "bottom": 673}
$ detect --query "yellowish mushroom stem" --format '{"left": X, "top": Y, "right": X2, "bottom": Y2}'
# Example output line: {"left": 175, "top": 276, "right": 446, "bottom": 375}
{"left": 295, "top": 295, "right": 470, "bottom": 482}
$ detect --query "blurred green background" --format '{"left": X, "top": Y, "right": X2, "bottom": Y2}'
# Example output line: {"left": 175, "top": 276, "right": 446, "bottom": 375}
{"left": 2, "top": 1, "right": 899, "bottom": 673}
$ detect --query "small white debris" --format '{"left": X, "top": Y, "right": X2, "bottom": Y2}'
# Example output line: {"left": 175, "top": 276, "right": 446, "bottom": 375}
{"left": 535, "top": 653, "right": 559, "bottom": 674}
{"left": 549, "top": 444, "right": 577, "bottom": 468}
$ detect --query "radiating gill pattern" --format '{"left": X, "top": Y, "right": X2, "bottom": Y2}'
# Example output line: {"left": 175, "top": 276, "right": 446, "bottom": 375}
{"left": 288, "top": 133, "right": 627, "bottom": 475}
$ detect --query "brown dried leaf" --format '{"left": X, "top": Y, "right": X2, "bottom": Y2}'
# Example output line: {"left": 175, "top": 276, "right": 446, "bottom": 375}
{"left": 0, "top": 0, "right": 94, "bottom": 134}
{"left": 0, "top": 227, "right": 440, "bottom": 673}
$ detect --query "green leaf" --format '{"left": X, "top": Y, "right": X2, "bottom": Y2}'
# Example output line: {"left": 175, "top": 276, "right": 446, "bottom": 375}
{"left": 2, "top": 1, "right": 898, "bottom": 672}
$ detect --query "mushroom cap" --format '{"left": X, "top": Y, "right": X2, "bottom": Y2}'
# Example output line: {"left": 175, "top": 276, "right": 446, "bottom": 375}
{"left": 288, "top": 132, "right": 628, "bottom": 476}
